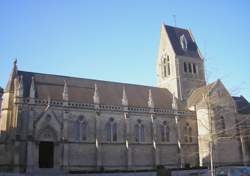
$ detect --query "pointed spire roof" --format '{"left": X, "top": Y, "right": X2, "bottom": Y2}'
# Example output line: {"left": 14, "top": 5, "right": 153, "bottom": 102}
{"left": 163, "top": 25, "right": 201, "bottom": 59}
{"left": 5, "top": 59, "right": 18, "bottom": 92}
{"left": 122, "top": 86, "right": 128, "bottom": 106}
{"left": 148, "top": 89, "right": 154, "bottom": 108}
{"left": 62, "top": 80, "right": 69, "bottom": 101}
{"left": 93, "top": 83, "right": 100, "bottom": 104}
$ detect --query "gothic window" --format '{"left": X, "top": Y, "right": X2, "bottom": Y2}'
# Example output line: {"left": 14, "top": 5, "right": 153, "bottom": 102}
{"left": 75, "top": 116, "right": 88, "bottom": 141}
{"left": 184, "top": 123, "right": 192, "bottom": 143}
{"left": 184, "top": 62, "right": 187, "bottom": 73}
{"left": 220, "top": 116, "right": 226, "bottom": 134}
{"left": 106, "top": 118, "right": 117, "bottom": 142}
{"left": 162, "top": 55, "right": 170, "bottom": 77}
{"left": 81, "top": 121, "right": 88, "bottom": 141}
{"left": 189, "top": 126, "right": 192, "bottom": 143}
{"left": 75, "top": 120, "right": 81, "bottom": 141}
{"left": 161, "top": 121, "right": 170, "bottom": 142}
{"left": 180, "top": 34, "right": 188, "bottom": 51}
{"left": 106, "top": 122, "right": 112, "bottom": 142}
{"left": 135, "top": 119, "right": 145, "bottom": 143}
{"left": 163, "top": 58, "right": 167, "bottom": 77}
{"left": 193, "top": 63, "right": 197, "bottom": 74}
{"left": 188, "top": 63, "right": 192, "bottom": 73}
{"left": 167, "top": 56, "right": 171, "bottom": 76}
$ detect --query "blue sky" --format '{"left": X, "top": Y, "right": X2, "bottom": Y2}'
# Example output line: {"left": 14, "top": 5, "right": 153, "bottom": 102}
{"left": 0, "top": 0, "right": 249, "bottom": 99}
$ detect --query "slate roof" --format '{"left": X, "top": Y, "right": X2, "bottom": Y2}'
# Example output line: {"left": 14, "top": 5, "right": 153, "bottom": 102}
{"left": 232, "top": 96, "right": 250, "bottom": 114}
{"left": 164, "top": 25, "right": 201, "bottom": 59}
{"left": 17, "top": 71, "right": 173, "bottom": 109}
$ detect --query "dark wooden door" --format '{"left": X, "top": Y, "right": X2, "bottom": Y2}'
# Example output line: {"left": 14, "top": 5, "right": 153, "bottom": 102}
{"left": 39, "top": 142, "right": 54, "bottom": 168}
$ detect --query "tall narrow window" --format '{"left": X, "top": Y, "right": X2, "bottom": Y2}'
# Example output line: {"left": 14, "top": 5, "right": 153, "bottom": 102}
{"left": 220, "top": 116, "right": 226, "bottom": 134}
{"left": 113, "top": 122, "right": 117, "bottom": 141}
{"left": 193, "top": 63, "right": 197, "bottom": 74}
{"left": 188, "top": 63, "right": 192, "bottom": 73}
{"left": 180, "top": 34, "right": 188, "bottom": 51}
{"left": 106, "top": 122, "right": 112, "bottom": 142}
{"left": 135, "top": 120, "right": 145, "bottom": 143}
{"left": 184, "top": 123, "right": 192, "bottom": 143}
{"left": 81, "top": 121, "right": 88, "bottom": 141}
{"left": 162, "top": 56, "right": 170, "bottom": 77}
{"left": 106, "top": 118, "right": 117, "bottom": 142}
{"left": 167, "top": 56, "right": 171, "bottom": 76}
{"left": 75, "top": 116, "right": 88, "bottom": 141}
{"left": 188, "top": 126, "right": 192, "bottom": 143}
{"left": 163, "top": 58, "right": 167, "bottom": 77}
{"left": 75, "top": 120, "right": 81, "bottom": 141}
{"left": 161, "top": 121, "right": 170, "bottom": 142}
{"left": 184, "top": 62, "right": 187, "bottom": 72}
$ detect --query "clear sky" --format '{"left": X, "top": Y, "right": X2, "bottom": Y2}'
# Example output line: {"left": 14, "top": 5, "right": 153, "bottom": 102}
{"left": 0, "top": 0, "right": 249, "bottom": 100}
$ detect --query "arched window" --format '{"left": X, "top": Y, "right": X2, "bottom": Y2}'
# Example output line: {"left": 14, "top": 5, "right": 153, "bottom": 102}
{"left": 161, "top": 121, "right": 170, "bottom": 142}
{"left": 184, "top": 123, "right": 192, "bottom": 143}
{"left": 75, "top": 116, "right": 88, "bottom": 141}
{"left": 75, "top": 120, "right": 81, "bottom": 141}
{"left": 163, "top": 58, "right": 167, "bottom": 77}
{"left": 220, "top": 116, "right": 226, "bottom": 134}
{"left": 106, "top": 118, "right": 117, "bottom": 142}
{"left": 81, "top": 121, "right": 88, "bottom": 141}
{"left": 180, "top": 34, "right": 188, "bottom": 51}
{"left": 162, "top": 56, "right": 170, "bottom": 77}
{"left": 167, "top": 56, "right": 171, "bottom": 76}
{"left": 135, "top": 119, "right": 145, "bottom": 143}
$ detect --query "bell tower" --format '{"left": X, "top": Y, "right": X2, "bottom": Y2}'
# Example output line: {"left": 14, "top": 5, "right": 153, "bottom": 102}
{"left": 156, "top": 24, "right": 206, "bottom": 103}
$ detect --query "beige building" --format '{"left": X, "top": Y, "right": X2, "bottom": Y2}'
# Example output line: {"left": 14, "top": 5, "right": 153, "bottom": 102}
{"left": 0, "top": 87, "right": 3, "bottom": 120}
{"left": 0, "top": 24, "right": 249, "bottom": 174}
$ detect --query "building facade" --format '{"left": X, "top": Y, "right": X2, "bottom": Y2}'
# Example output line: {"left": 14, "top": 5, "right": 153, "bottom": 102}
{"left": 0, "top": 24, "right": 249, "bottom": 174}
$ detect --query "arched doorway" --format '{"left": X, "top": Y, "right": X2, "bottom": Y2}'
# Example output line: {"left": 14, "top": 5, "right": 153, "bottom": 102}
{"left": 37, "top": 126, "right": 57, "bottom": 169}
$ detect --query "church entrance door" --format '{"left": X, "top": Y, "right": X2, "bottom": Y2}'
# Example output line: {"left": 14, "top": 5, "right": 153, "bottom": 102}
{"left": 39, "top": 142, "right": 54, "bottom": 168}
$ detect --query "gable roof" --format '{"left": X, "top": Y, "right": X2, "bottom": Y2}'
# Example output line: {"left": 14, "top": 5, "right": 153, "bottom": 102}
{"left": 232, "top": 96, "right": 250, "bottom": 114}
{"left": 187, "top": 80, "right": 218, "bottom": 107}
{"left": 17, "top": 70, "right": 173, "bottom": 109}
{"left": 164, "top": 25, "right": 201, "bottom": 59}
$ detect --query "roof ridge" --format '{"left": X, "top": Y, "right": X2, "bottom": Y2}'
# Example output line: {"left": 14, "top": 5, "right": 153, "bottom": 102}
{"left": 18, "top": 70, "right": 164, "bottom": 90}
{"left": 164, "top": 24, "right": 188, "bottom": 31}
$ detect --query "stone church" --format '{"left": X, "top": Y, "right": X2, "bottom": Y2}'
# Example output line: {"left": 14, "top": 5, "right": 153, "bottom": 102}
{"left": 0, "top": 24, "right": 249, "bottom": 174}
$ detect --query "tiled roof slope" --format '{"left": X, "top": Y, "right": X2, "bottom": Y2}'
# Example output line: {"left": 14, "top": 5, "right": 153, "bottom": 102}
{"left": 232, "top": 96, "right": 250, "bottom": 114}
{"left": 164, "top": 25, "right": 201, "bottom": 59}
{"left": 18, "top": 71, "right": 173, "bottom": 109}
